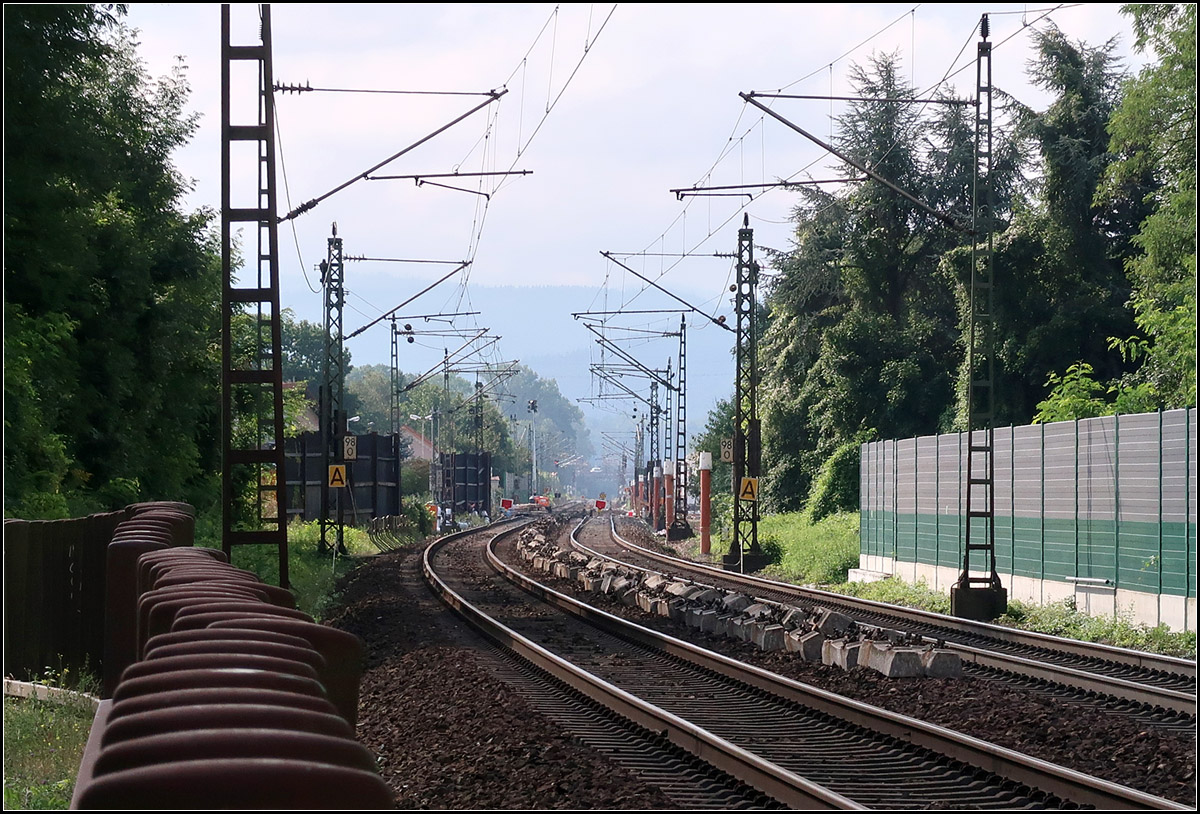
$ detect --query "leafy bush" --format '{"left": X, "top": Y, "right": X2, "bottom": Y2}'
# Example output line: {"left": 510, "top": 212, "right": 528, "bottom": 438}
{"left": 1032, "top": 362, "right": 1111, "bottom": 422}
{"left": 402, "top": 500, "right": 434, "bottom": 537}
{"left": 759, "top": 534, "right": 784, "bottom": 566}
{"left": 803, "top": 439, "right": 863, "bottom": 522}
{"left": 758, "top": 511, "right": 860, "bottom": 585}
{"left": 997, "top": 598, "right": 1196, "bottom": 659}
{"left": 709, "top": 492, "right": 734, "bottom": 545}
{"left": 9, "top": 492, "right": 71, "bottom": 521}
{"left": 95, "top": 477, "right": 141, "bottom": 511}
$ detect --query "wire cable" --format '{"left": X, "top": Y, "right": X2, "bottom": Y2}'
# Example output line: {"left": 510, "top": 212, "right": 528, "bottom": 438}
{"left": 274, "top": 105, "right": 321, "bottom": 294}
{"left": 603, "top": 2, "right": 997, "bottom": 320}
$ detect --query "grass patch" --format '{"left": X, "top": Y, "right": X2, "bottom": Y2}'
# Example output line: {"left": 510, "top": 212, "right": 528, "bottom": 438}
{"left": 757, "top": 511, "right": 860, "bottom": 585}
{"left": 3, "top": 668, "right": 100, "bottom": 810}
{"left": 745, "top": 508, "right": 1194, "bottom": 659}
{"left": 816, "top": 579, "right": 1195, "bottom": 659}
{"left": 997, "top": 598, "right": 1197, "bottom": 659}
{"left": 667, "top": 535, "right": 726, "bottom": 566}
{"left": 3, "top": 697, "right": 94, "bottom": 810}
{"left": 822, "top": 577, "right": 953, "bottom": 616}
{"left": 196, "top": 519, "right": 397, "bottom": 622}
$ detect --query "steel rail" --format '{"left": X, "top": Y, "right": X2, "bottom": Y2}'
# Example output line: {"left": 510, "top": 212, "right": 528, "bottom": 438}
{"left": 583, "top": 531, "right": 1196, "bottom": 716}
{"left": 481, "top": 517, "right": 1186, "bottom": 810}
{"left": 423, "top": 522, "right": 860, "bottom": 809}
{"left": 598, "top": 515, "right": 1196, "bottom": 713}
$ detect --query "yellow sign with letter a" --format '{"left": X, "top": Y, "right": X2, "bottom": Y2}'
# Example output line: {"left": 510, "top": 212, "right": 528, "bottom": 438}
{"left": 738, "top": 477, "right": 759, "bottom": 502}
{"left": 328, "top": 465, "right": 347, "bottom": 488}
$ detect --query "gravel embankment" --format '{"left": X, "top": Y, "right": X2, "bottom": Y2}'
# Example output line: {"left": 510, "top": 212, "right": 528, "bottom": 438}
{"left": 326, "top": 518, "right": 1195, "bottom": 808}
{"left": 324, "top": 539, "right": 677, "bottom": 810}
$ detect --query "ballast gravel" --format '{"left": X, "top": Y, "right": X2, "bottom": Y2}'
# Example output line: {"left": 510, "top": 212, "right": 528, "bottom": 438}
{"left": 563, "top": 518, "right": 1199, "bottom": 806}
{"left": 324, "top": 543, "right": 677, "bottom": 810}
{"left": 326, "top": 519, "right": 1195, "bottom": 808}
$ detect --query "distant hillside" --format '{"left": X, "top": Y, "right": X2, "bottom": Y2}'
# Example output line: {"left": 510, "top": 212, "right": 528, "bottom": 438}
{"left": 471, "top": 285, "right": 734, "bottom": 444}
{"left": 348, "top": 284, "right": 735, "bottom": 458}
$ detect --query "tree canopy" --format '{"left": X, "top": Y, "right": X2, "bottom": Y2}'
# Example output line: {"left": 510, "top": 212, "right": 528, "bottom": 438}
{"left": 742, "top": 9, "right": 1195, "bottom": 514}
{"left": 5, "top": 5, "right": 222, "bottom": 517}
{"left": 758, "top": 51, "right": 1017, "bottom": 509}
{"left": 1101, "top": 4, "right": 1197, "bottom": 409}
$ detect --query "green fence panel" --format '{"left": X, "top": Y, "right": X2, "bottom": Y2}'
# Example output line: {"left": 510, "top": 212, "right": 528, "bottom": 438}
{"left": 859, "top": 409, "right": 1196, "bottom": 599}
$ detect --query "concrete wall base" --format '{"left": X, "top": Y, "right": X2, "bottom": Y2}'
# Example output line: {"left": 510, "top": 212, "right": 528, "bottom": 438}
{"left": 857, "top": 555, "right": 1197, "bottom": 632}
{"left": 848, "top": 568, "right": 891, "bottom": 584}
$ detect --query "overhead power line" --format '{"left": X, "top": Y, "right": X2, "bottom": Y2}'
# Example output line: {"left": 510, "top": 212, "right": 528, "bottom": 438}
{"left": 346, "top": 262, "right": 471, "bottom": 340}
{"left": 279, "top": 90, "right": 507, "bottom": 222}
{"left": 274, "top": 82, "right": 499, "bottom": 97}
{"left": 753, "top": 93, "right": 972, "bottom": 106}
{"left": 740, "top": 92, "right": 969, "bottom": 233}
{"left": 601, "top": 252, "right": 734, "bottom": 333}
{"left": 670, "top": 177, "right": 866, "bottom": 201}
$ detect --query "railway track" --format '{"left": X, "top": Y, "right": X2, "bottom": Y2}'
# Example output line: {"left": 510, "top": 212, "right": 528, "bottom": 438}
{"left": 590, "top": 514, "right": 1196, "bottom": 726}
{"left": 423, "top": 517, "right": 1187, "bottom": 809}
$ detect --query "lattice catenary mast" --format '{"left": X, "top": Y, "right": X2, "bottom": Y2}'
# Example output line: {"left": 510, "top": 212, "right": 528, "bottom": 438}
{"left": 319, "top": 224, "right": 347, "bottom": 555}
{"left": 220, "top": 4, "right": 288, "bottom": 586}
{"left": 952, "top": 15, "right": 1007, "bottom": 620}
{"left": 724, "top": 215, "right": 768, "bottom": 572}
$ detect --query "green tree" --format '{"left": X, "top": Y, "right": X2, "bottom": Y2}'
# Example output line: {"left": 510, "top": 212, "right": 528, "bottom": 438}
{"left": 441, "top": 380, "right": 522, "bottom": 475}
{"left": 280, "top": 309, "right": 340, "bottom": 388}
{"left": 1032, "top": 362, "right": 1157, "bottom": 424}
{"left": 5, "top": 6, "right": 221, "bottom": 517}
{"left": 1100, "top": 4, "right": 1196, "bottom": 409}
{"left": 494, "top": 365, "right": 594, "bottom": 488}
{"left": 759, "top": 188, "right": 849, "bottom": 510}
{"left": 689, "top": 395, "right": 735, "bottom": 500}
{"left": 229, "top": 313, "right": 314, "bottom": 441}
{"left": 345, "top": 364, "right": 391, "bottom": 431}
{"left": 343, "top": 365, "right": 525, "bottom": 476}
{"left": 1031, "top": 363, "right": 1111, "bottom": 423}
{"left": 278, "top": 308, "right": 361, "bottom": 432}
{"left": 761, "top": 53, "right": 1006, "bottom": 510}
{"left": 956, "top": 24, "right": 1162, "bottom": 425}
{"left": 506, "top": 366, "right": 594, "bottom": 461}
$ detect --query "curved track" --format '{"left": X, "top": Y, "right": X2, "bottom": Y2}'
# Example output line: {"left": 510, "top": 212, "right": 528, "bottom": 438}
{"left": 423, "top": 518, "right": 1186, "bottom": 810}
{"left": 590, "top": 514, "right": 1195, "bottom": 726}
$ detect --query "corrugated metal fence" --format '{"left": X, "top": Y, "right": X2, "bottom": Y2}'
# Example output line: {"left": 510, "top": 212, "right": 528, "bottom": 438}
{"left": 860, "top": 409, "right": 1196, "bottom": 600}
{"left": 3, "top": 512, "right": 125, "bottom": 681}
{"left": 284, "top": 432, "right": 402, "bottom": 524}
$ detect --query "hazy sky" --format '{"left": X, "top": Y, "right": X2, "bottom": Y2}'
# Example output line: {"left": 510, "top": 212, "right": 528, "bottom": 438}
{"left": 123, "top": 3, "right": 1149, "bottom": 428}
